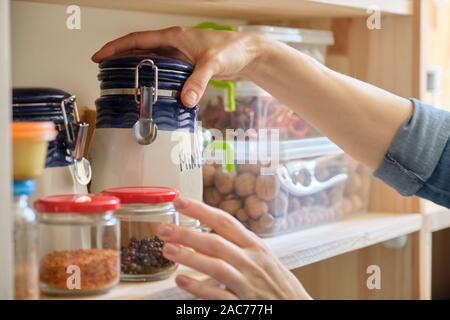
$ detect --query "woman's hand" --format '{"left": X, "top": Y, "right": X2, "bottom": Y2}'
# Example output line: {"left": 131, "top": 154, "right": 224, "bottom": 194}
{"left": 156, "top": 197, "right": 312, "bottom": 300}
{"left": 92, "top": 27, "right": 265, "bottom": 108}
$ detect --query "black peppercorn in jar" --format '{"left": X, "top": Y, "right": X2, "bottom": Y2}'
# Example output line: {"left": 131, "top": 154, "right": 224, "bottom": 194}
{"left": 102, "top": 186, "right": 179, "bottom": 281}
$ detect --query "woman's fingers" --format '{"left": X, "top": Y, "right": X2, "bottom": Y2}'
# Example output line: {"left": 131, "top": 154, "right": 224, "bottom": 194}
{"left": 181, "top": 60, "right": 218, "bottom": 107}
{"left": 163, "top": 243, "right": 246, "bottom": 295}
{"left": 176, "top": 275, "right": 238, "bottom": 300}
{"left": 173, "top": 198, "right": 264, "bottom": 249}
{"left": 157, "top": 224, "right": 254, "bottom": 269}
{"left": 91, "top": 28, "right": 181, "bottom": 62}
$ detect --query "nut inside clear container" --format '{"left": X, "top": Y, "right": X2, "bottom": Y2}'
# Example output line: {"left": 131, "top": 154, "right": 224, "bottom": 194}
{"left": 203, "top": 138, "right": 348, "bottom": 237}
{"left": 342, "top": 157, "right": 372, "bottom": 215}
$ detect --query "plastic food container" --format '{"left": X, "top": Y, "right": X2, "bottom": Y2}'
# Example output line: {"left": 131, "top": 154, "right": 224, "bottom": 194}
{"left": 102, "top": 186, "right": 179, "bottom": 281}
{"left": 35, "top": 194, "right": 120, "bottom": 296}
{"left": 202, "top": 138, "right": 348, "bottom": 237}
{"left": 12, "top": 122, "right": 56, "bottom": 180}
{"left": 199, "top": 25, "right": 334, "bottom": 138}
{"left": 13, "top": 180, "right": 39, "bottom": 300}
{"left": 13, "top": 88, "right": 91, "bottom": 197}
{"left": 237, "top": 25, "right": 334, "bottom": 65}
{"left": 90, "top": 55, "right": 202, "bottom": 229}
{"left": 201, "top": 81, "right": 319, "bottom": 139}
{"left": 343, "top": 157, "right": 372, "bottom": 215}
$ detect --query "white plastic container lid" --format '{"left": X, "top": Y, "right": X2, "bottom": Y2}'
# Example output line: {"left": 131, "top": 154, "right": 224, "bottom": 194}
{"left": 234, "top": 80, "right": 270, "bottom": 97}
{"left": 278, "top": 137, "right": 343, "bottom": 160}
{"left": 237, "top": 25, "right": 334, "bottom": 46}
{"left": 204, "top": 137, "right": 343, "bottom": 164}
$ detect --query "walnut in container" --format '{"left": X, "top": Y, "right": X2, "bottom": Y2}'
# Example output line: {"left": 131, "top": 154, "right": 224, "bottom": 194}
{"left": 202, "top": 138, "right": 349, "bottom": 237}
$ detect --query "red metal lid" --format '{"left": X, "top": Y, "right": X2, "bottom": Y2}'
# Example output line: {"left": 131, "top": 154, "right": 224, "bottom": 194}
{"left": 101, "top": 186, "right": 179, "bottom": 204}
{"left": 34, "top": 194, "right": 120, "bottom": 214}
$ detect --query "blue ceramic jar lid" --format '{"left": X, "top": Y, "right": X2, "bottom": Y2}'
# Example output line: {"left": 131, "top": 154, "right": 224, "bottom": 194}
{"left": 13, "top": 88, "right": 72, "bottom": 105}
{"left": 99, "top": 55, "right": 194, "bottom": 73}
{"left": 13, "top": 180, "right": 35, "bottom": 196}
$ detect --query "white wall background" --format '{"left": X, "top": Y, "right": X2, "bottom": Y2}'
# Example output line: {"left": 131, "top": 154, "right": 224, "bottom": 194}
{"left": 11, "top": 1, "right": 242, "bottom": 107}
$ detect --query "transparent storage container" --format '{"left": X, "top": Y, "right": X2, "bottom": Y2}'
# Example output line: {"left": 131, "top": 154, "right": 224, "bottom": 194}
{"left": 13, "top": 180, "right": 39, "bottom": 300}
{"left": 102, "top": 186, "right": 179, "bottom": 282}
{"left": 199, "top": 25, "right": 334, "bottom": 137}
{"left": 202, "top": 137, "right": 348, "bottom": 237}
{"left": 236, "top": 25, "right": 334, "bottom": 65}
{"left": 200, "top": 81, "right": 320, "bottom": 139}
{"left": 342, "top": 157, "right": 372, "bottom": 215}
{"left": 34, "top": 194, "right": 120, "bottom": 296}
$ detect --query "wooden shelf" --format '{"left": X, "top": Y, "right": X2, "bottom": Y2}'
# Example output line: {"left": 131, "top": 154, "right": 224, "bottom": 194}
{"left": 425, "top": 210, "right": 450, "bottom": 233}
{"left": 264, "top": 212, "right": 422, "bottom": 270}
{"left": 42, "top": 212, "right": 422, "bottom": 300}
{"left": 41, "top": 266, "right": 205, "bottom": 300}
{"left": 16, "top": 0, "right": 413, "bottom": 19}
{"left": 421, "top": 200, "right": 450, "bottom": 232}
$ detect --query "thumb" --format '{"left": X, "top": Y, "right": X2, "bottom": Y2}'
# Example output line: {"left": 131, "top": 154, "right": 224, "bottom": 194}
{"left": 181, "top": 62, "right": 216, "bottom": 108}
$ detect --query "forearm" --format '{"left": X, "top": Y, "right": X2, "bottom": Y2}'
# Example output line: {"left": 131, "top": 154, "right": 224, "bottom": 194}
{"left": 243, "top": 39, "right": 413, "bottom": 170}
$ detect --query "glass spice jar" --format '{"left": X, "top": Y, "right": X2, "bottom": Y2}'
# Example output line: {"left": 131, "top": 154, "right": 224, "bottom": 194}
{"left": 13, "top": 180, "right": 39, "bottom": 300}
{"left": 102, "top": 186, "right": 179, "bottom": 282}
{"left": 34, "top": 194, "right": 120, "bottom": 296}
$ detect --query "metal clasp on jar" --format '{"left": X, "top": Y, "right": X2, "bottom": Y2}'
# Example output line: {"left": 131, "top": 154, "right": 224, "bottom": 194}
{"left": 60, "top": 96, "right": 92, "bottom": 185}
{"left": 133, "top": 59, "right": 159, "bottom": 145}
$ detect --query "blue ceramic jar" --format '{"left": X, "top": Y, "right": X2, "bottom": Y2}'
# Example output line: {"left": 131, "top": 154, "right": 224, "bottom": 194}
{"left": 12, "top": 88, "right": 91, "bottom": 186}
{"left": 90, "top": 56, "right": 202, "bottom": 229}
{"left": 95, "top": 55, "right": 198, "bottom": 134}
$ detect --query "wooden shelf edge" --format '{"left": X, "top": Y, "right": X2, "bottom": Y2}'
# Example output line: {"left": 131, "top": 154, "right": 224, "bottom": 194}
{"left": 43, "top": 212, "right": 422, "bottom": 300}
{"left": 15, "top": 0, "right": 413, "bottom": 19}
{"left": 41, "top": 266, "right": 204, "bottom": 300}
{"left": 424, "top": 209, "right": 450, "bottom": 233}
{"left": 264, "top": 212, "right": 422, "bottom": 270}
{"left": 309, "top": 0, "right": 413, "bottom": 15}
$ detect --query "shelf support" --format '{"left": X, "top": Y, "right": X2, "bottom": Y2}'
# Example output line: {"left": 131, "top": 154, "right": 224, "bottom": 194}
{"left": 0, "top": 0, "right": 14, "bottom": 300}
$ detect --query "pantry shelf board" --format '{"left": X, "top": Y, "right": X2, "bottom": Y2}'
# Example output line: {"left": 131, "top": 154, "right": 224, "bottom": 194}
{"left": 41, "top": 266, "right": 206, "bottom": 300}
{"left": 424, "top": 209, "right": 450, "bottom": 233}
{"left": 263, "top": 212, "right": 422, "bottom": 270}
{"left": 42, "top": 213, "right": 422, "bottom": 300}
{"left": 16, "top": 0, "right": 413, "bottom": 19}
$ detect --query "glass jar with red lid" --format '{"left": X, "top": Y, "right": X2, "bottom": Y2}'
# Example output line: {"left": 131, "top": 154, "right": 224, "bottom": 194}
{"left": 102, "top": 186, "right": 179, "bottom": 282}
{"left": 34, "top": 194, "right": 120, "bottom": 296}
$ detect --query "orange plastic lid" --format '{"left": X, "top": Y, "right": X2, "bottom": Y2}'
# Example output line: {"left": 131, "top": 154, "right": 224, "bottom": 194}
{"left": 12, "top": 121, "right": 57, "bottom": 141}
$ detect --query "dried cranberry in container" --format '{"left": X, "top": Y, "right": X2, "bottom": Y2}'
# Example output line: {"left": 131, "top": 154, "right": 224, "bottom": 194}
{"left": 102, "top": 186, "right": 179, "bottom": 281}
{"left": 199, "top": 25, "right": 334, "bottom": 139}
{"left": 35, "top": 194, "right": 120, "bottom": 296}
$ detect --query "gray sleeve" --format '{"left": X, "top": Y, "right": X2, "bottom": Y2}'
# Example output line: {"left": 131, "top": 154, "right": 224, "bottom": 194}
{"left": 374, "top": 99, "right": 450, "bottom": 196}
